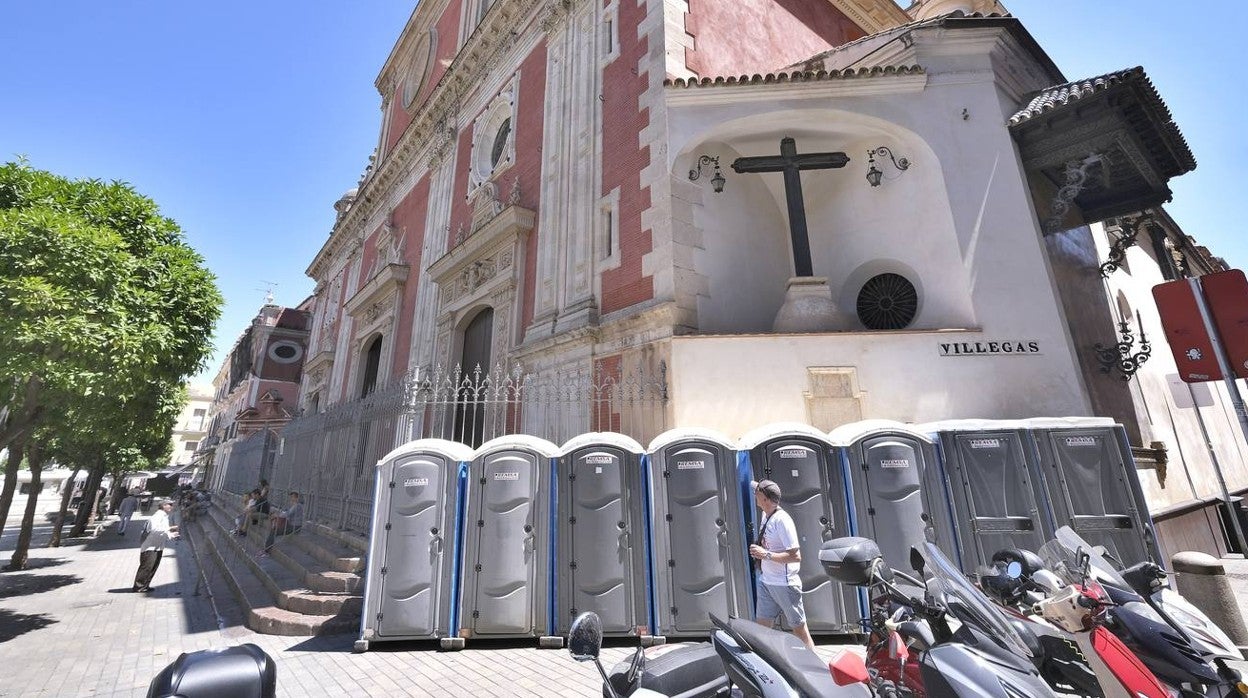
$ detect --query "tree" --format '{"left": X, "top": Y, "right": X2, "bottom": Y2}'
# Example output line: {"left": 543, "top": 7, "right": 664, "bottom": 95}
{"left": 0, "top": 160, "right": 221, "bottom": 570}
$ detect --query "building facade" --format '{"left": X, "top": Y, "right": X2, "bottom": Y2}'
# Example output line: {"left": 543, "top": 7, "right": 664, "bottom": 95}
{"left": 168, "top": 383, "right": 213, "bottom": 472}
{"left": 290, "top": 0, "right": 1248, "bottom": 555}
{"left": 201, "top": 302, "right": 313, "bottom": 490}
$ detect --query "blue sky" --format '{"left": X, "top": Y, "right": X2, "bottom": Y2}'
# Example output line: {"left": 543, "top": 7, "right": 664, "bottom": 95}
{"left": 2, "top": 2, "right": 1244, "bottom": 383}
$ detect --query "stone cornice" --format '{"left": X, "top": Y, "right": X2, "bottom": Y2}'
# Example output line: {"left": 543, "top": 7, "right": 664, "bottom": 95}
{"left": 826, "top": 0, "right": 912, "bottom": 34}
{"left": 310, "top": 0, "right": 554, "bottom": 283}
{"left": 427, "top": 205, "right": 536, "bottom": 283}
{"left": 666, "top": 69, "right": 927, "bottom": 106}
{"left": 344, "top": 263, "right": 410, "bottom": 317}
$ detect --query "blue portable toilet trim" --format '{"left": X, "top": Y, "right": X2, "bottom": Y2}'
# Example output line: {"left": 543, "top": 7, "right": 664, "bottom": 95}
{"left": 1021, "top": 432, "right": 1060, "bottom": 535}
{"left": 449, "top": 461, "right": 469, "bottom": 636}
{"left": 549, "top": 456, "right": 559, "bottom": 637}
{"left": 737, "top": 449, "right": 757, "bottom": 615}
{"left": 929, "top": 436, "right": 966, "bottom": 571}
{"left": 837, "top": 447, "right": 870, "bottom": 623}
{"left": 359, "top": 468, "right": 386, "bottom": 643}
{"left": 640, "top": 453, "right": 658, "bottom": 635}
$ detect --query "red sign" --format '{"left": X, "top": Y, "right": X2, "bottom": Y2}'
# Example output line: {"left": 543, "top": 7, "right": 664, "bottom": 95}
{"left": 1201, "top": 269, "right": 1248, "bottom": 379}
{"left": 1153, "top": 279, "right": 1222, "bottom": 383}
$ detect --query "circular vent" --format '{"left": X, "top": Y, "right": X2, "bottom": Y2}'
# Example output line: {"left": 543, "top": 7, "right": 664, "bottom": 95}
{"left": 856, "top": 273, "right": 918, "bottom": 330}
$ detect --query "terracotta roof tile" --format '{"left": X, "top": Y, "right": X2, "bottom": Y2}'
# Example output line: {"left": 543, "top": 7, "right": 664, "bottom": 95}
{"left": 665, "top": 65, "right": 925, "bottom": 89}
{"left": 1010, "top": 66, "right": 1195, "bottom": 173}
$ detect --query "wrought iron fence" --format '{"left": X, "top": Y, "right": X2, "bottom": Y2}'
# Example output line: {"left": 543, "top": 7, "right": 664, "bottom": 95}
{"left": 219, "top": 360, "right": 668, "bottom": 535}
{"left": 219, "top": 429, "right": 278, "bottom": 496}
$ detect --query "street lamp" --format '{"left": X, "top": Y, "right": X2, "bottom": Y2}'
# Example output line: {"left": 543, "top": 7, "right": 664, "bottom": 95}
{"left": 866, "top": 146, "right": 910, "bottom": 187}
{"left": 689, "top": 155, "right": 725, "bottom": 193}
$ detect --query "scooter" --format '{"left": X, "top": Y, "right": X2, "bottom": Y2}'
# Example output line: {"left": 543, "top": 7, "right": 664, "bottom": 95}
{"left": 819, "top": 536, "right": 1060, "bottom": 698}
{"left": 567, "top": 612, "right": 733, "bottom": 697}
{"left": 567, "top": 611, "right": 876, "bottom": 698}
{"left": 1040, "top": 527, "right": 1247, "bottom": 698}
{"left": 980, "top": 547, "right": 1169, "bottom": 698}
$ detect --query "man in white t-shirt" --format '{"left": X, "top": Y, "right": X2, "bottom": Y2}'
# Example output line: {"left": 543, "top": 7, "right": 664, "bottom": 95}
{"left": 132, "top": 500, "right": 178, "bottom": 593}
{"left": 748, "top": 479, "right": 815, "bottom": 651}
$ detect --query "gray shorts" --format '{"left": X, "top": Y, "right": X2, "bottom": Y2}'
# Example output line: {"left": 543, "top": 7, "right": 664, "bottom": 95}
{"left": 755, "top": 578, "right": 806, "bottom": 628}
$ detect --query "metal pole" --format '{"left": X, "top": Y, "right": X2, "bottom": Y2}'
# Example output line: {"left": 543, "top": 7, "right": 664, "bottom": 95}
{"left": 1189, "top": 278, "right": 1248, "bottom": 554}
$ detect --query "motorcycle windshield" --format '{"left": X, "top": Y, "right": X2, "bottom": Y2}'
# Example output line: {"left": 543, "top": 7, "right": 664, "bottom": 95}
{"left": 1039, "top": 526, "right": 1130, "bottom": 589}
{"left": 923, "top": 542, "right": 1034, "bottom": 659}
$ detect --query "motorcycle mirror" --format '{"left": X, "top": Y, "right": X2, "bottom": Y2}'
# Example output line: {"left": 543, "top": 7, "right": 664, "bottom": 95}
{"left": 568, "top": 612, "right": 603, "bottom": 662}
{"left": 1006, "top": 561, "right": 1023, "bottom": 579}
{"left": 909, "top": 547, "right": 926, "bottom": 577}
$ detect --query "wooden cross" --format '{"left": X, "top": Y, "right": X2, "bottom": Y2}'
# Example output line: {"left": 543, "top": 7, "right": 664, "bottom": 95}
{"left": 732, "top": 137, "right": 850, "bottom": 278}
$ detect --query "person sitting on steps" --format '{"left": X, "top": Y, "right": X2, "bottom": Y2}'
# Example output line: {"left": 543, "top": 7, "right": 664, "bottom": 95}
{"left": 260, "top": 492, "right": 304, "bottom": 557}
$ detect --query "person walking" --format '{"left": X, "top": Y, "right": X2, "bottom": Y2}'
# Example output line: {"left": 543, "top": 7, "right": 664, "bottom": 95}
{"left": 133, "top": 500, "right": 178, "bottom": 593}
{"left": 748, "top": 479, "right": 816, "bottom": 651}
{"left": 117, "top": 491, "right": 139, "bottom": 535}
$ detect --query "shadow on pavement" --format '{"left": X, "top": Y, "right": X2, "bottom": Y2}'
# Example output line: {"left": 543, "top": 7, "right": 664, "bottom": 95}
{"left": 0, "top": 572, "right": 82, "bottom": 599}
{"left": 0, "top": 608, "right": 56, "bottom": 642}
{"left": 284, "top": 633, "right": 355, "bottom": 653}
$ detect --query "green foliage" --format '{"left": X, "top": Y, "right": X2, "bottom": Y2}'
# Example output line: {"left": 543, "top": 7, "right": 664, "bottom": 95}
{"left": 0, "top": 159, "right": 223, "bottom": 462}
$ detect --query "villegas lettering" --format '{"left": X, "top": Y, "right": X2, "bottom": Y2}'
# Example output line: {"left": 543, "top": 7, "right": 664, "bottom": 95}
{"left": 938, "top": 340, "right": 1040, "bottom": 357}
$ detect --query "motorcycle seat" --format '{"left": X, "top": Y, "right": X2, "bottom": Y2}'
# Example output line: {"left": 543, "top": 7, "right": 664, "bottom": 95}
{"left": 711, "top": 615, "right": 840, "bottom": 698}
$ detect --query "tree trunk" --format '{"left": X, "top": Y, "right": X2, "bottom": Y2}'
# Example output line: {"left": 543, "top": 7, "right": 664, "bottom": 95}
{"left": 0, "top": 441, "right": 24, "bottom": 542}
{"left": 68, "top": 463, "right": 105, "bottom": 538}
{"left": 47, "top": 467, "right": 79, "bottom": 548}
{"left": 0, "top": 376, "right": 42, "bottom": 452}
{"left": 7, "top": 442, "right": 44, "bottom": 571}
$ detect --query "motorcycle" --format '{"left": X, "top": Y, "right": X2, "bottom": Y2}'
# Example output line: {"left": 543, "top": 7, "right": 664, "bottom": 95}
{"left": 566, "top": 612, "right": 733, "bottom": 697}
{"left": 818, "top": 536, "right": 1059, "bottom": 698}
{"left": 567, "top": 611, "right": 876, "bottom": 698}
{"left": 1040, "top": 527, "right": 1247, "bottom": 698}
{"left": 980, "top": 547, "right": 1169, "bottom": 698}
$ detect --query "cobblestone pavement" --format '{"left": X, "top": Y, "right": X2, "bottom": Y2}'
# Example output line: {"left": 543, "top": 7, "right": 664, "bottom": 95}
{"left": 0, "top": 507, "right": 852, "bottom": 697}
{"left": 6, "top": 504, "right": 1248, "bottom": 697}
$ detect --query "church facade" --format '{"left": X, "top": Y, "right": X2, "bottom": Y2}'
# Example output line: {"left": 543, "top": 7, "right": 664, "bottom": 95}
{"left": 296, "top": 0, "right": 1246, "bottom": 554}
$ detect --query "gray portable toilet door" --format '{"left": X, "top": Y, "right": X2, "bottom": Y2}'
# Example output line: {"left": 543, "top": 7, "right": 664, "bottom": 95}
{"left": 661, "top": 444, "right": 733, "bottom": 634}
{"left": 855, "top": 435, "right": 939, "bottom": 575}
{"left": 377, "top": 454, "right": 450, "bottom": 638}
{"left": 1037, "top": 429, "right": 1150, "bottom": 564}
{"left": 947, "top": 432, "right": 1047, "bottom": 569}
{"left": 753, "top": 439, "right": 847, "bottom": 632}
{"left": 468, "top": 451, "right": 541, "bottom": 636}
{"left": 567, "top": 446, "right": 635, "bottom": 634}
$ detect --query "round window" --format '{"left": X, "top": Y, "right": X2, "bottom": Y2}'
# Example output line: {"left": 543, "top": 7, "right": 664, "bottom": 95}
{"left": 268, "top": 341, "right": 304, "bottom": 364}
{"left": 490, "top": 118, "right": 512, "bottom": 169}
{"left": 856, "top": 273, "right": 918, "bottom": 330}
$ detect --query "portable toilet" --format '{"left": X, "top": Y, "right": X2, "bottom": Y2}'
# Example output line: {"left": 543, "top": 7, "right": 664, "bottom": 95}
{"left": 829, "top": 420, "right": 956, "bottom": 579}
{"left": 357, "top": 439, "right": 473, "bottom": 652}
{"left": 738, "top": 422, "right": 858, "bottom": 634}
{"left": 648, "top": 428, "right": 751, "bottom": 639}
{"left": 555, "top": 432, "right": 651, "bottom": 640}
{"left": 457, "top": 435, "right": 562, "bottom": 647}
{"left": 1024, "top": 417, "right": 1160, "bottom": 564}
{"left": 920, "top": 419, "right": 1049, "bottom": 573}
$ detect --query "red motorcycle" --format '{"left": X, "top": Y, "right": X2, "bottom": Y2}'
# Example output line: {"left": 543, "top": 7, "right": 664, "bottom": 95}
{"left": 982, "top": 548, "right": 1171, "bottom": 698}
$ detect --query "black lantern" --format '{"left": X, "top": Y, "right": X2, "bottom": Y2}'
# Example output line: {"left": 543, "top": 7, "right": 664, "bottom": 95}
{"left": 689, "top": 155, "right": 725, "bottom": 193}
{"left": 866, "top": 146, "right": 910, "bottom": 187}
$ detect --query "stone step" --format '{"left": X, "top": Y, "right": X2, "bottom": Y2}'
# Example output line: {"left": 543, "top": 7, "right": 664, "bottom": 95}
{"left": 201, "top": 506, "right": 362, "bottom": 617}
{"left": 191, "top": 519, "right": 358, "bottom": 636}
{"left": 270, "top": 535, "right": 364, "bottom": 595}
{"left": 287, "top": 528, "right": 366, "bottom": 574}
{"left": 215, "top": 490, "right": 369, "bottom": 561}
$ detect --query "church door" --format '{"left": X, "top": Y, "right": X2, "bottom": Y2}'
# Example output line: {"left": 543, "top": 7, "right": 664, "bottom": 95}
{"left": 455, "top": 308, "right": 493, "bottom": 447}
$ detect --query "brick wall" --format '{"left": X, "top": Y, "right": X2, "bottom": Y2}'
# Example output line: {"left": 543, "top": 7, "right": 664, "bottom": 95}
{"left": 390, "top": 174, "right": 433, "bottom": 375}
{"left": 600, "top": 0, "right": 655, "bottom": 315}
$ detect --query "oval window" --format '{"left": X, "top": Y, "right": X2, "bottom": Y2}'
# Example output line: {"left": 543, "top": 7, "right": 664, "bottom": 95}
{"left": 268, "top": 341, "right": 304, "bottom": 364}
{"left": 490, "top": 118, "right": 512, "bottom": 169}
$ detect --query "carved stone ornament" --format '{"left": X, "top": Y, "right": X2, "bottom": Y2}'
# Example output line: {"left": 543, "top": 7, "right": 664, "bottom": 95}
{"left": 540, "top": 0, "right": 575, "bottom": 33}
